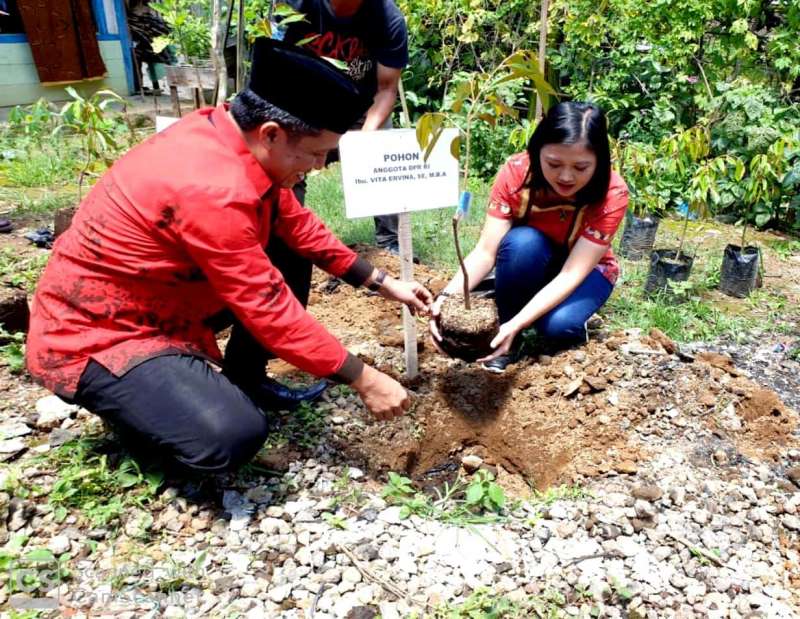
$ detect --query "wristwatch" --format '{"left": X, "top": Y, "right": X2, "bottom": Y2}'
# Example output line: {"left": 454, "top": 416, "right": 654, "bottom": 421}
{"left": 367, "top": 268, "right": 388, "bottom": 292}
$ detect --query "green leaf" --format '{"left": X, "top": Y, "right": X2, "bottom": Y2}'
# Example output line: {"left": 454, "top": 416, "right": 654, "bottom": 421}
{"left": 278, "top": 13, "right": 308, "bottom": 25}
{"left": 152, "top": 35, "right": 171, "bottom": 55}
{"left": 296, "top": 34, "right": 320, "bottom": 46}
{"left": 53, "top": 506, "right": 68, "bottom": 523}
{"left": 487, "top": 484, "right": 506, "bottom": 509}
{"left": 322, "top": 57, "right": 348, "bottom": 71}
{"left": 465, "top": 483, "right": 484, "bottom": 505}
{"left": 450, "top": 136, "right": 461, "bottom": 160}
{"left": 24, "top": 548, "right": 56, "bottom": 563}
{"left": 117, "top": 472, "right": 141, "bottom": 488}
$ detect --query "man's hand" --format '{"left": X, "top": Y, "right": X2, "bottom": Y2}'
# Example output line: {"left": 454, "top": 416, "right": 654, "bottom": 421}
{"left": 379, "top": 276, "right": 433, "bottom": 315}
{"left": 350, "top": 364, "right": 411, "bottom": 421}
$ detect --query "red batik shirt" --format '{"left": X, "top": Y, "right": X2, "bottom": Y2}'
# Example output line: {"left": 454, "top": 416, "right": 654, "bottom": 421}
{"left": 487, "top": 152, "right": 629, "bottom": 284}
{"left": 26, "top": 105, "right": 371, "bottom": 398}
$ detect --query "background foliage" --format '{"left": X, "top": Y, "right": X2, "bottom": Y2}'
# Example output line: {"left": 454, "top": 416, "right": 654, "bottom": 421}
{"left": 399, "top": 0, "right": 800, "bottom": 232}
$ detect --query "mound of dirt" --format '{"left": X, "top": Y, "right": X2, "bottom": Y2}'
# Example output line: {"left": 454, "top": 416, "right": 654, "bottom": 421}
{"left": 282, "top": 247, "right": 800, "bottom": 492}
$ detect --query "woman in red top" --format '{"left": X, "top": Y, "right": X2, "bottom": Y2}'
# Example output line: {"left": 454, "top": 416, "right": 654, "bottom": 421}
{"left": 431, "top": 102, "right": 628, "bottom": 372}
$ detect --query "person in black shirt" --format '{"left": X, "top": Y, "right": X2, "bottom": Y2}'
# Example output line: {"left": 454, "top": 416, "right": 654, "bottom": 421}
{"left": 280, "top": 0, "right": 408, "bottom": 251}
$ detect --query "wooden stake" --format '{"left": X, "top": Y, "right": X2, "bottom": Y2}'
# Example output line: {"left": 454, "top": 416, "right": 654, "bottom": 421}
{"left": 398, "top": 213, "right": 418, "bottom": 379}
{"left": 396, "top": 77, "right": 419, "bottom": 379}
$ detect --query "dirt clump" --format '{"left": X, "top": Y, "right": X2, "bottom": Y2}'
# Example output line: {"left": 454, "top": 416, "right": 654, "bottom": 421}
{"left": 437, "top": 294, "right": 499, "bottom": 362}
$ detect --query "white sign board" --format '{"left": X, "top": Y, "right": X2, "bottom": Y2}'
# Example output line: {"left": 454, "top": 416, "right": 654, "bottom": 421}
{"left": 155, "top": 115, "right": 180, "bottom": 133}
{"left": 339, "top": 128, "right": 460, "bottom": 218}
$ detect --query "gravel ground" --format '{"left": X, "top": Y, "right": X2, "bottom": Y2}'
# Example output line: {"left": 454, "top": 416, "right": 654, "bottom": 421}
{"left": 1, "top": 328, "right": 799, "bottom": 619}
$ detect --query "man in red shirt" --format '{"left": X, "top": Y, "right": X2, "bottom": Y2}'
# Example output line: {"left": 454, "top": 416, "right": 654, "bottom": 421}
{"left": 26, "top": 39, "right": 432, "bottom": 472}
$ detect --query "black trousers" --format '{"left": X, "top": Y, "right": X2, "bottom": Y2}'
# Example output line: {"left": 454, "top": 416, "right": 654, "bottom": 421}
{"left": 74, "top": 355, "right": 270, "bottom": 472}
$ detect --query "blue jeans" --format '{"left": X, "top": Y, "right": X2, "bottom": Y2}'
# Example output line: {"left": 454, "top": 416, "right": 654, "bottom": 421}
{"left": 495, "top": 227, "right": 614, "bottom": 346}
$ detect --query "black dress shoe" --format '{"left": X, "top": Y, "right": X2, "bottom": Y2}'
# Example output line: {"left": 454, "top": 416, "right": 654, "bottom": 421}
{"left": 0, "top": 219, "right": 12, "bottom": 234}
{"left": 248, "top": 376, "right": 329, "bottom": 411}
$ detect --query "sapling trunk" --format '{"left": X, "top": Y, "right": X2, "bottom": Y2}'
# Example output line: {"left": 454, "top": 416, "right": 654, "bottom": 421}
{"left": 740, "top": 221, "right": 748, "bottom": 249}
{"left": 451, "top": 217, "right": 471, "bottom": 310}
{"left": 676, "top": 208, "right": 690, "bottom": 261}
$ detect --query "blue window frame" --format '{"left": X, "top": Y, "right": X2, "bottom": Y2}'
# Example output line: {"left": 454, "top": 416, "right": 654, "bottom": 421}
{"left": 0, "top": 0, "right": 134, "bottom": 94}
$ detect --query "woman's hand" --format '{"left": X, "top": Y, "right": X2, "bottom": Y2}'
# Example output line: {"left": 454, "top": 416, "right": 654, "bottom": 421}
{"left": 477, "top": 320, "right": 523, "bottom": 363}
{"left": 427, "top": 294, "right": 447, "bottom": 353}
{"left": 380, "top": 277, "right": 433, "bottom": 315}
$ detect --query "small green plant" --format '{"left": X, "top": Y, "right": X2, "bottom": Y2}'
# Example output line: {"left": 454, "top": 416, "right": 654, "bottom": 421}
{"left": 321, "top": 512, "right": 348, "bottom": 530}
{"left": 608, "top": 577, "right": 634, "bottom": 602}
{"left": 0, "top": 535, "right": 71, "bottom": 600}
{"left": 45, "top": 439, "right": 164, "bottom": 528}
{"left": 6, "top": 98, "right": 59, "bottom": 142}
{"left": 464, "top": 469, "right": 506, "bottom": 513}
{"left": 381, "top": 470, "right": 509, "bottom": 524}
{"left": 56, "top": 87, "right": 133, "bottom": 201}
{"left": 416, "top": 50, "right": 555, "bottom": 309}
{"left": 330, "top": 468, "right": 367, "bottom": 511}
{"left": 0, "top": 327, "right": 25, "bottom": 375}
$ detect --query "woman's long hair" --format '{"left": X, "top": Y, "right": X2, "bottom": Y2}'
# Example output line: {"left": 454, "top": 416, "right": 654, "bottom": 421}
{"left": 525, "top": 102, "right": 611, "bottom": 206}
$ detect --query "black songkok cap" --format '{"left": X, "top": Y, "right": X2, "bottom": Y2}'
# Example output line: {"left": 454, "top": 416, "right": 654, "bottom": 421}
{"left": 248, "top": 38, "right": 372, "bottom": 135}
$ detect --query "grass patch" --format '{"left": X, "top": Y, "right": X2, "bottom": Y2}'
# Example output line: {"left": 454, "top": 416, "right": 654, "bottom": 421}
{"left": 40, "top": 438, "right": 164, "bottom": 528}
{"left": 531, "top": 483, "right": 591, "bottom": 505}
{"left": 306, "top": 164, "right": 491, "bottom": 267}
{"left": 1, "top": 149, "right": 77, "bottom": 188}
{"left": 12, "top": 191, "right": 76, "bottom": 217}
{"left": 602, "top": 249, "right": 764, "bottom": 341}
{"left": 265, "top": 401, "right": 330, "bottom": 450}
{"left": 423, "top": 587, "right": 569, "bottom": 618}
{"left": 764, "top": 238, "right": 800, "bottom": 260}
{"left": 0, "top": 246, "right": 50, "bottom": 292}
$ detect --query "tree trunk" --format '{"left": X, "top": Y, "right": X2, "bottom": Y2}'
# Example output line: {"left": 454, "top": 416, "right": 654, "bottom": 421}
{"left": 534, "top": 0, "right": 550, "bottom": 120}
{"left": 211, "top": 0, "right": 228, "bottom": 104}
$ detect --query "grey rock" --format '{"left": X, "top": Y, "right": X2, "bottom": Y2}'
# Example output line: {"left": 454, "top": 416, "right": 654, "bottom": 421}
{"left": 634, "top": 500, "right": 657, "bottom": 520}
{"left": 0, "top": 421, "right": 31, "bottom": 439}
{"left": 632, "top": 485, "right": 663, "bottom": 502}
{"left": 781, "top": 515, "right": 800, "bottom": 531}
{"left": 267, "top": 583, "right": 292, "bottom": 603}
{"left": 34, "top": 396, "right": 78, "bottom": 429}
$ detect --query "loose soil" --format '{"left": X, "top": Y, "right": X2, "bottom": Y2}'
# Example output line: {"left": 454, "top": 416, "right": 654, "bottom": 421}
{"left": 295, "top": 246, "right": 800, "bottom": 494}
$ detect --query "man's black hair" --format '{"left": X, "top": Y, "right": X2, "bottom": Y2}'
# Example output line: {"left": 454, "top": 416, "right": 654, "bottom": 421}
{"left": 230, "top": 89, "right": 321, "bottom": 137}
{"left": 525, "top": 101, "right": 611, "bottom": 206}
